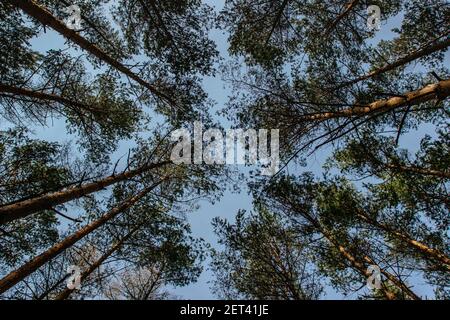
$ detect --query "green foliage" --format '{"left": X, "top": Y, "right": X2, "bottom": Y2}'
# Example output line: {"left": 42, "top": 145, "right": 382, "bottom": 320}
{"left": 113, "top": 0, "right": 218, "bottom": 76}
{"left": 211, "top": 208, "right": 323, "bottom": 300}
{"left": 1, "top": 0, "right": 449, "bottom": 300}
{"left": 0, "top": 129, "right": 67, "bottom": 270}
{"left": 0, "top": 128, "right": 71, "bottom": 205}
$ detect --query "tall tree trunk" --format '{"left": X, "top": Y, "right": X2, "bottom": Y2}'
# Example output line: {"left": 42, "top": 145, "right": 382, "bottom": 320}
{"left": 0, "top": 180, "right": 165, "bottom": 294}
{"left": 334, "top": 34, "right": 450, "bottom": 90}
{"left": 324, "top": 0, "right": 360, "bottom": 35}
{"left": 304, "top": 79, "right": 450, "bottom": 121}
{"left": 356, "top": 210, "right": 450, "bottom": 269}
{"left": 7, "top": 0, "right": 175, "bottom": 106}
{"left": 140, "top": 0, "right": 175, "bottom": 44}
{"left": 296, "top": 206, "right": 419, "bottom": 300}
{"left": 0, "top": 161, "right": 170, "bottom": 224}
{"left": 264, "top": 0, "right": 290, "bottom": 44}
{"left": 58, "top": 0, "right": 119, "bottom": 52}
{"left": 0, "top": 83, "right": 108, "bottom": 114}
{"left": 385, "top": 163, "right": 450, "bottom": 179}
{"left": 36, "top": 274, "right": 69, "bottom": 300}
{"left": 319, "top": 226, "right": 420, "bottom": 300}
{"left": 54, "top": 223, "right": 143, "bottom": 300}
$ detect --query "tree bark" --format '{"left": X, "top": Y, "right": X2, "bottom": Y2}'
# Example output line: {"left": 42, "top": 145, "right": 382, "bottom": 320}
{"left": 386, "top": 163, "right": 450, "bottom": 179}
{"left": 292, "top": 205, "right": 419, "bottom": 300}
{"left": 320, "top": 227, "right": 420, "bottom": 300}
{"left": 324, "top": 0, "right": 360, "bottom": 36}
{"left": 0, "top": 83, "right": 107, "bottom": 114}
{"left": 265, "top": 0, "right": 290, "bottom": 44}
{"left": 36, "top": 275, "right": 69, "bottom": 300}
{"left": 334, "top": 35, "right": 450, "bottom": 89}
{"left": 7, "top": 0, "right": 175, "bottom": 106}
{"left": 54, "top": 223, "right": 143, "bottom": 300}
{"left": 0, "top": 161, "right": 170, "bottom": 225}
{"left": 304, "top": 79, "right": 450, "bottom": 121}
{"left": 0, "top": 180, "right": 165, "bottom": 294}
{"left": 356, "top": 211, "right": 450, "bottom": 269}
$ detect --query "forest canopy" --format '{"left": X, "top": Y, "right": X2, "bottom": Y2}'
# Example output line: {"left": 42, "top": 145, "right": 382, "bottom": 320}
{"left": 0, "top": 0, "right": 448, "bottom": 300}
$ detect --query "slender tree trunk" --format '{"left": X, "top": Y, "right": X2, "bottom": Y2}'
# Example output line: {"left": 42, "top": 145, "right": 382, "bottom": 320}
{"left": 140, "top": 0, "right": 174, "bottom": 42}
{"left": 324, "top": 0, "right": 360, "bottom": 35}
{"left": 58, "top": 0, "right": 119, "bottom": 52}
{"left": 360, "top": 254, "right": 419, "bottom": 300}
{"left": 334, "top": 34, "right": 450, "bottom": 89}
{"left": 0, "top": 83, "right": 107, "bottom": 114}
{"left": 0, "top": 161, "right": 170, "bottom": 224}
{"left": 319, "top": 230, "right": 395, "bottom": 300}
{"left": 298, "top": 208, "right": 419, "bottom": 300}
{"left": 0, "top": 180, "right": 165, "bottom": 294}
{"left": 356, "top": 211, "right": 450, "bottom": 268}
{"left": 7, "top": 0, "right": 175, "bottom": 106}
{"left": 54, "top": 223, "right": 143, "bottom": 300}
{"left": 386, "top": 163, "right": 450, "bottom": 179}
{"left": 265, "top": 0, "right": 290, "bottom": 44}
{"left": 320, "top": 228, "right": 420, "bottom": 300}
{"left": 36, "top": 274, "right": 69, "bottom": 300}
{"left": 304, "top": 79, "right": 450, "bottom": 121}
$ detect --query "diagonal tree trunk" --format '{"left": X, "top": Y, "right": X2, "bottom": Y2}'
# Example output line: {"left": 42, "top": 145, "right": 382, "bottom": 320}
{"left": 324, "top": 0, "right": 360, "bottom": 36}
{"left": 334, "top": 34, "right": 450, "bottom": 90}
{"left": 0, "top": 83, "right": 108, "bottom": 115}
{"left": 0, "top": 180, "right": 165, "bottom": 295}
{"left": 355, "top": 210, "right": 450, "bottom": 269}
{"left": 318, "top": 225, "right": 420, "bottom": 300}
{"left": 7, "top": 0, "right": 175, "bottom": 106}
{"left": 264, "top": 0, "right": 290, "bottom": 45}
{"left": 385, "top": 163, "right": 450, "bottom": 179}
{"left": 291, "top": 204, "right": 419, "bottom": 300}
{"left": 0, "top": 161, "right": 170, "bottom": 225}
{"left": 303, "top": 79, "right": 450, "bottom": 121}
{"left": 58, "top": 0, "right": 120, "bottom": 54}
{"left": 54, "top": 223, "right": 143, "bottom": 300}
{"left": 36, "top": 274, "right": 69, "bottom": 300}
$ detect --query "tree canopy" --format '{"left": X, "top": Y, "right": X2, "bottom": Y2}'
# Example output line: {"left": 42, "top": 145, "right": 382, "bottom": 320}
{"left": 0, "top": 0, "right": 448, "bottom": 300}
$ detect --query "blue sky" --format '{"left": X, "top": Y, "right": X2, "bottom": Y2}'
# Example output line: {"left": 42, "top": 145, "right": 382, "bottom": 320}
{"left": 172, "top": 1, "right": 448, "bottom": 300}
{"left": 17, "top": 0, "right": 449, "bottom": 300}
{"left": 23, "top": 0, "right": 334, "bottom": 299}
